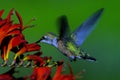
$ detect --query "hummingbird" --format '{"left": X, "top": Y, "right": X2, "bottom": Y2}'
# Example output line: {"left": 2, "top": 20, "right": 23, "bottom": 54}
{"left": 37, "top": 8, "right": 104, "bottom": 61}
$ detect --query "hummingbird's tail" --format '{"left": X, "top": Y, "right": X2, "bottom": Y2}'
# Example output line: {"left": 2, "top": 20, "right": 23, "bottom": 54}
{"left": 81, "top": 54, "right": 96, "bottom": 62}
{"left": 76, "top": 50, "right": 96, "bottom": 62}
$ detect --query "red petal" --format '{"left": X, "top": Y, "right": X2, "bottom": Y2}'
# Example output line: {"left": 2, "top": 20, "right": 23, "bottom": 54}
{"left": 0, "top": 23, "right": 11, "bottom": 32}
{"left": 0, "top": 30, "right": 21, "bottom": 45}
{"left": 53, "top": 62, "right": 74, "bottom": 80}
{"left": 0, "top": 23, "right": 11, "bottom": 44}
{"left": 5, "top": 35, "right": 26, "bottom": 60}
{"left": 0, "top": 9, "right": 4, "bottom": 17}
{"left": 6, "top": 9, "right": 14, "bottom": 23}
{"left": 15, "top": 11, "right": 23, "bottom": 29}
{"left": 31, "top": 67, "right": 51, "bottom": 80}
{"left": 7, "top": 29, "right": 21, "bottom": 36}
{"left": 53, "top": 62, "right": 63, "bottom": 79}
{"left": 10, "top": 35, "right": 26, "bottom": 48}
{"left": 14, "top": 47, "right": 27, "bottom": 59}
{"left": 14, "top": 43, "right": 40, "bottom": 60}
{"left": 26, "top": 43, "right": 40, "bottom": 52}
{"left": 1, "top": 46, "right": 7, "bottom": 60}
{"left": 23, "top": 55, "right": 45, "bottom": 66}
{"left": 7, "top": 24, "right": 21, "bottom": 32}
{"left": 0, "top": 19, "right": 6, "bottom": 27}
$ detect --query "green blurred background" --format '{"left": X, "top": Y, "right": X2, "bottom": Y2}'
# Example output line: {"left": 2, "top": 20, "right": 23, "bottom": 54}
{"left": 0, "top": 0, "right": 120, "bottom": 80}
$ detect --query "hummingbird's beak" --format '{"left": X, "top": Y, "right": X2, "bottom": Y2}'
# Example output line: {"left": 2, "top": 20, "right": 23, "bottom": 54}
{"left": 35, "top": 38, "right": 43, "bottom": 43}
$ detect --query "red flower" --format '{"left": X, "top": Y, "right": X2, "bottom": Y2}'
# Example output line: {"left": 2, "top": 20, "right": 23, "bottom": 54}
{"left": 0, "top": 9, "right": 24, "bottom": 66}
{"left": 0, "top": 9, "right": 39, "bottom": 66}
{"left": 30, "top": 67, "right": 51, "bottom": 80}
{"left": 22, "top": 54, "right": 51, "bottom": 67}
{"left": 22, "top": 53, "right": 52, "bottom": 80}
{"left": 3, "top": 35, "right": 26, "bottom": 61}
{"left": 0, "top": 9, "right": 83, "bottom": 80}
{"left": 0, "top": 9, "right": 22, "bottom": 45}
{"left": 53, "top": 61, "right": 75, "bottom": 80}
{"left": 29, "top": 60, "right": 79, "bottom": 80}
{"left": 14, "top": 43, "right": 40, "bottom": 59}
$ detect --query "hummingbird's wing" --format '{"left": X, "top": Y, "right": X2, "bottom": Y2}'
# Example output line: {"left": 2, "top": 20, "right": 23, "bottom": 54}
{"left": 57, "top": 15, "right": 70, "bottom": 41}
{"left": 70, "top": 8, "right": 104, "bottom": 47}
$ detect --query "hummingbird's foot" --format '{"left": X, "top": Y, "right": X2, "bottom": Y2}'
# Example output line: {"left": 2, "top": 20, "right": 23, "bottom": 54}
{"left": 69, "top": 56, "right": 76, "bottom": 61}
{"left": 76, "top": 56, "right": 82, "bottom": 59}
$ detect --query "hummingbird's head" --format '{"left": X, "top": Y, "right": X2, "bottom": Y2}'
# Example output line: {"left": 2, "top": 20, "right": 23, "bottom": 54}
{"left": 39, "top": 32, "right": 58, "bottom": 47}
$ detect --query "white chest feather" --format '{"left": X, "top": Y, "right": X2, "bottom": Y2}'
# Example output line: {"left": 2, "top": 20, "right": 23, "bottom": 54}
{"left": 52, "top": 37, "right": 58, "bottom": 48}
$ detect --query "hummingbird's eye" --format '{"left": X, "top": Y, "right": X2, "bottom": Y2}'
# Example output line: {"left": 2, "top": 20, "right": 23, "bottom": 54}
{"left": 41, "top": 36, "right": 48, "bottom": 40}
{"left": 41, "top": 36, "right": 46, "bottom": 39}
